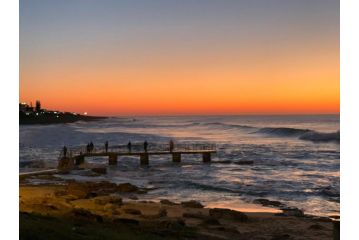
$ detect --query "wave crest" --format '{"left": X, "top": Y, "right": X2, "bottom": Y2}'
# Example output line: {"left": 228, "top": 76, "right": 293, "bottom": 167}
{"left": 254, "top": 127, "right": 340, "bottom": 143}
{"left": 299, "top": 131, "right": 340, "bottom": 143}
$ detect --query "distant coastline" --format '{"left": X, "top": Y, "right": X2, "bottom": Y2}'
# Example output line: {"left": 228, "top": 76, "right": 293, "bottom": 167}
{"left": 19, "top": 101, "right": 107, "bottom": 125}
{"left": 20, "top": 112, "right": 107, "bottom": 125}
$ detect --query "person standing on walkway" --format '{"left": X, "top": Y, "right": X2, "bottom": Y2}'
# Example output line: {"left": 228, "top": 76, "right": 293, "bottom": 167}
{"left": 105, "top": 141, "right": 109, "bottom": 153}
{"left": 169, "top": 140, "right": 174, "bottom": 152}
{"left": 127, "top": 141, "right": 132, "bottom": 152}
{"left": 63, "top": 146, "right": 67, "bottom": 157}
{"left": 144, "top": 140, "right": 148, "bottom": 152}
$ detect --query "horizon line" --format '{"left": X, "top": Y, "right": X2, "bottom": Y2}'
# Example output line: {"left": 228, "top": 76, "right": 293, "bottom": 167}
{"left": 102, "top": 113, "right": 340, "bottom": 118}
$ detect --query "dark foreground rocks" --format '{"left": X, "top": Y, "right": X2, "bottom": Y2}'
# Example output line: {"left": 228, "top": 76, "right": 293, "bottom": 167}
{"left": 279, "top": 207, "right": 304, "bottom": 217}
{"left": 20, "top": 212, "right": 197, "bottom": 240}
{"left": 253, "top": 198, "right": 284, "bottom": 207}
{"left": 20, "top": 181, "right": 335, "bottom": 240}
{"left": 66, "top": 181, "right": 144, "bottom": 199}
{"left": 181, "top": 200, "right": 204, "bottom": 208}
{"left": 209, "top": 208, "right": 248, "bottom": 222}
{"left": 91, "top": 167, "right": 107, "bottom": 175}
{"left": 160, "top": 199, "right": 178, "bottom": 205}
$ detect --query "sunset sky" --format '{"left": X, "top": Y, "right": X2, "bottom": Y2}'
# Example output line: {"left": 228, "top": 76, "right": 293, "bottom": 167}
{"left": 20, "top": 0, "right": 339, "bottom": 116}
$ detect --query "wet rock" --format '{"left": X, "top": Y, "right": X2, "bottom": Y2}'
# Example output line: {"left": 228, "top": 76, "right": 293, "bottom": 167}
{"left": 176, "top": 218, "right": 186, "bottom": 226}
{"left": 96, "top": 181, "right": 119, "bottom": 189}
{"left": 183, "top": 212, "right": 207, "bottom": 219}
{"left": 311, "top": 216, "right": 332, "bottom": 222}
{"left": 160, "top": 199, "right": 177, "bottom": 205}
{"left": 107, "top": 196, "right": 123, "bottom": 205}
{"left": 333, "top": 220, "right": 340, "bottom": 240}
{"left": 321, "top": 187, "right": 339, "bottom": 197}
{"left": 67, "top": 181, "right": 91, "bottom": 198}
{"left": 113, "top": 218, "right": 139, "bottom": 225}
{"left": 143, "top": 209, "right": 167, "bottom": 219}
{"left": 117, "top": 183, "right": 139, "bottom": 193}
{"left": 139, "top": 200, "right": 155, "bottom": 204}
{"left": 94, "top": 195, "right": 122, "bottom": 206}
{"left": 308, "top": 224, "right": 325, "bottom": 230}
{"left": 103, "top": 203, "right": 116, "bottom": 212}
{"left": 157, "top": 208, "right": 168, "bottom": 217}
{"left": 91, "top": 167, "right": 107, "bottom": 175}
{"left": 281, "top": 207, "right": 304, "bottom": 217}
{"left": 29, "top": 203, "right": 59, "bottom": 212}
{"left": 253, "top": 198, "right": 283, "bottom": 207}
{"left": 235, "top": 160, "right": 254, "bottom": 165}
{"left": 70, "top": 208, "right": 103, "bottom": 222}
{"left": 124, "top": 208, "right": 142, "bottom": 215}
{"left": 137, "top": 189, "right": 147, "bottom": 194}
{"left": 140, "top": 219, "right": 186, "bottom": 230}
{"left": 181, "top": 200, "right": 204, "bottom": 208}
{"left": 54, "top": 190, "right": 67, "bottom": 197}
{"left": 87, "top": 192, "right": 98, "bottom": 198}
{"left": 210, "top": 226, "right": 239, "bottom": 234}
{"left": 271, "top": 234, "right": 292, "bottom": 240}
{"left": 42, "top": 203, "right": 58, "bottom": 210}
{"left": 209, "top": 208, "right": 248, "bottom": 222}
{"left": 76, "top": 170, "right": 101, "bottom": 177}
{"left": 33, "top": 174, "right": 62, "bottom": 181}
{"left": 212, "top": 160, "right": 232, "bottom": 164}
{"left": 66, "top": 181, "right": 142, "bottom": 198}
{"left": 128, "top": 195, "right": 139, "bottom": 200}
{"left": 202, "top": 217, "right": 220, "bottom": 225}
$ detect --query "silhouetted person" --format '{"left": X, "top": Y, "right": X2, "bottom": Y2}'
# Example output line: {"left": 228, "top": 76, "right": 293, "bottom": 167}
{"left": 90, "top": 142, "right": 94, "bottom": 152}
{"left": 86, "top": 143, "right": 90, "bottom": 153}
{"left": 63, "top": 146, "right": 67, "bottom": 157}
{"left": 169, "top": 140, "right": 174, "bottom": 152}
{"left": 144, "top": 140, "right": 148, "bottom": 152}
{"left": 127, "top": 141, "right": 132, "bottom": 152}
{"left": 105, "top": 141, "right": 109, "bottom": 153}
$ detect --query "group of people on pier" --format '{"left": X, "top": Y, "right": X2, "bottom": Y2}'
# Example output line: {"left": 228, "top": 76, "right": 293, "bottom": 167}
{"left": 62, "top": 140, "right": 176, "bottom": 156}
{"left": 86, "top": 142, "right": 94, "bottom": 153}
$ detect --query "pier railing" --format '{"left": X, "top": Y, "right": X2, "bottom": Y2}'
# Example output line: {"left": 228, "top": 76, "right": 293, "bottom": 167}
{"left": 61, "top": 142, "right": 216, "bottom": 157}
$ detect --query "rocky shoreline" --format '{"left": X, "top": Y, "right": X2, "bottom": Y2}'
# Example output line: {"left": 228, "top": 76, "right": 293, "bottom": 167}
{"left": 20, "top": 173, "right": 338, "bottom": 240}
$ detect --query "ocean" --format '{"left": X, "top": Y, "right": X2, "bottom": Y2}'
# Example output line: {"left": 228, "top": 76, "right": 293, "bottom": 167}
{"left": 19, "top": 115, "right": 340, "bottom": 217}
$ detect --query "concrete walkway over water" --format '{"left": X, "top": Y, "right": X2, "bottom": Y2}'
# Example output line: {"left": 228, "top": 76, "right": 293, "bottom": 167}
{"left": 63, "top": 143, "right": 217, "bottom": 166}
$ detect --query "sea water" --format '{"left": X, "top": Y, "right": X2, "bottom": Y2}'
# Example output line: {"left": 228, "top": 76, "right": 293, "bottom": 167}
{"left": 19, "top": 115, "right": 339, "bottom": 217}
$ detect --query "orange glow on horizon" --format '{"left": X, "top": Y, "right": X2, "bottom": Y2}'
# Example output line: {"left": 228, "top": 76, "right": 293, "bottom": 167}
{"left": 20, "top": 23, "right": 339, "bottom": 116}
{"left": 20, "top": 50, "right": 339, "bottom": 116}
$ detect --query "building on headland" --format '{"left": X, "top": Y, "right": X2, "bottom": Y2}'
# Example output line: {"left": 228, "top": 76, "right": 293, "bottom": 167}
{"left": 35, "top": 100, "right": 41, "bottom": 112}
{"left": 20, "top": 100, "right": 44, "bottom": 114}
{"left": 19, "top": 102, "right": 34, "bottom": 115}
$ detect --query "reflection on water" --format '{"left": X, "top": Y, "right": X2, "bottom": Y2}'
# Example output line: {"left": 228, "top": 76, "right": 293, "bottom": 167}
{"left": 205, "top": 200, "right": 282, "bottom": 213}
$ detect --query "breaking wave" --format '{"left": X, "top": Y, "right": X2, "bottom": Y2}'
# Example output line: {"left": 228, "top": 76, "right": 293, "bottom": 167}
{"left": 299, "top": 131, "right": 340, "bottom": 143}
{"left": 254, "top": 127, "right": 339, "bottom": 143}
